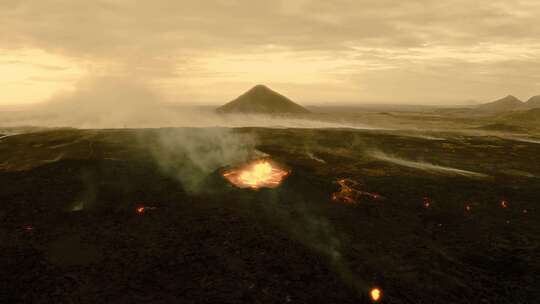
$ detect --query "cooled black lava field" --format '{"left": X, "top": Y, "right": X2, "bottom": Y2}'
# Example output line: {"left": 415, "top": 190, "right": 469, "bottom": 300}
{"left": 1, "top": 128, "right": 539, "bottom": 303}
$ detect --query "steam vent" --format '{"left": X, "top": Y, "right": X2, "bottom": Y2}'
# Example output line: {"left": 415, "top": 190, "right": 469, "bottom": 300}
{"left": 216, "top": 84, "right": 310, "bottom": 114}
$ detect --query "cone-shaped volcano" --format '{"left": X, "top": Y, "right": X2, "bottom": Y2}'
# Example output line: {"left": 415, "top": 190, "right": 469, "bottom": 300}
{"left": 217, "top": 85, "right": 309, "bottom": 114}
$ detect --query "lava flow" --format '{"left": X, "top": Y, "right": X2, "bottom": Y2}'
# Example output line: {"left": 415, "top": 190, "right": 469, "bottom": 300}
{"left": 332, "top": 178, "right": 382, "bottom": 204}
{"left": 370, "top": 287, "right": 382, "bottom": 302}
{"left": 223, "top": 159, "right": 289, "bottom": 189}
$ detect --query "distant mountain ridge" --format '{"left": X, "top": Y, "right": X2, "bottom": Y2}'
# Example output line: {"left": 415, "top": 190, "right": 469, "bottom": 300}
{"left": 473, "top": 94, "right": 540, "bottom": 113}
{"left": 216, "top": 85, "right": 309, "bottom": 114}
{"left": 475, "top": 95, "right": 523, "bottom": 113}
{"left": 523, "top": 95, "right": 540, "bottom": 110}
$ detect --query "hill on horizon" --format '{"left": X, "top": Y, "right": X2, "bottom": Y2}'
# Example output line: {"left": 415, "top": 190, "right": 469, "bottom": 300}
{"left": 522, "top": 95, "right": 540, "bottom": 110}
{"left": 216, "top": 85, "right": 310, "bottom": 114}
{"left": 474, "top": 95, "right": 523, "bottom": 114}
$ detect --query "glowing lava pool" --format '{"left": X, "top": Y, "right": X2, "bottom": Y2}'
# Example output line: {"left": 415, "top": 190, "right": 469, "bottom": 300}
{"left": 223, "top": 159, "right": 289, "bottom": 189}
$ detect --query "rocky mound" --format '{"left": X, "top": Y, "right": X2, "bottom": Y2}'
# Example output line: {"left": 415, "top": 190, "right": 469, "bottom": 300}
{"left": 475, "top": 95, "right": 523, "bottom": 114}
{"left": 523, "top": 95, "right": 540, "bottom": 110}
{"left": 217, "top": 85, "right": 309, "bottom": 114}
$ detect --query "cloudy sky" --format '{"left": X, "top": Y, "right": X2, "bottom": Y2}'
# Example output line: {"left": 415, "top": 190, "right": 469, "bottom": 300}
{"left": 1, "top": 0, "right": 540, "bottom": 106}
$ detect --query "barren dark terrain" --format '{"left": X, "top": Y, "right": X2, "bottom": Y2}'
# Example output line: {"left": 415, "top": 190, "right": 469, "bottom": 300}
{"left": 1, "top": 127, "right": 539, "bottom": 303}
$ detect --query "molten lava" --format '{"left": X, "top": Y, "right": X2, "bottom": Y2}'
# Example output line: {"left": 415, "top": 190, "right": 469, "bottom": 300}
{"left": 135, "top": 205, "right": 157, "bottom": 214}
{"left": 332, "top": 179, "right": 357, "bottom": 204}
{"left": 423, "top": 195, "right": 431, "bottom": 209}
{"left": 223, "top": 159, "right": 289, "bottom": 189}
{"left": 370, "top": 287, "right": 382, "bottom": 302}
{"left": 332, "top": 178, "right": 382, "bottom": 204}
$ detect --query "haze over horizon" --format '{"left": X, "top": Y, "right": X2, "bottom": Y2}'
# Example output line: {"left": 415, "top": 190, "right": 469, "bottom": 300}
{"left": 1, "top": 0, "right": 540, "bottom": 107}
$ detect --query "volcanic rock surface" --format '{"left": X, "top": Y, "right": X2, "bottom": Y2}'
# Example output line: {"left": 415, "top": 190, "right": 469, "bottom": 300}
{"left": 1, "top": 128, "right": 540, "bottom": 303}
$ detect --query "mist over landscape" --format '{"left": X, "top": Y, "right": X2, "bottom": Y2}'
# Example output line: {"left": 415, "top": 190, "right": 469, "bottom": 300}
{"left": 2, "top": 0, "right": 540, "bottom": 134}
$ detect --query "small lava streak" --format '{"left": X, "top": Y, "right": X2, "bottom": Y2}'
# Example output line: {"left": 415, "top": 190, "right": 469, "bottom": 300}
{"left": 465, "top": 205, "right": 471, "bottom": 212}
{"left": 332, "top": 179, "right": 357, "bottom": 204}
{"left": 136, "top": 205, "right": 157, "bottom": 214}
{"left": 23, "top": 224, "right": 33, "bottom": 231}
{"left": 501, "top": 200, "right": 508, "bottom": 208}
{"left": 332, "top": 178, "right": 383, "bottom": 204}
{"left": 423, "top": 195, "right": 431, "bottom": 209}
{"left": 370, "top": 287, "right": 382, "bottom": 302}
{"left": 223, "top": 159, "right": 289, "bottom": 189}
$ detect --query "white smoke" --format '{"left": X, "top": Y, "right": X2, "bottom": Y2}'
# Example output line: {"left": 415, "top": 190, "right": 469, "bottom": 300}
{"left": 0, "top": 76, "right": 378, "bottom": 130}
{"left": 369, "top": 150, "right": 488, "bottom": 178}
{"left": 142, "top": 128, "right": 257, "bottom": 192}
{"left": 306, "top": 151, "right": 326, "bottom": 163}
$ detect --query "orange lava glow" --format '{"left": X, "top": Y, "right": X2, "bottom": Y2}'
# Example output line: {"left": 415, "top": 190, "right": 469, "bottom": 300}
{"left": 370, "top": 288, "right": 382, "bottom": 302}
{"left": 223, "top": 159, "right": 289, "bottom": 189}
{"left": 136, "top": 207, "right": 145, "bottom": 214}
{"left": 332, "top": 179, "right": 357, "bottom": 204}
{"left": 423, "top": 195, "right": 431, "bottom": 209}
{"left": 332, "top": 178, "right": 383, "bottom": 204}
{"left": 501, "top": 200, "right": 508, "bottom": 208}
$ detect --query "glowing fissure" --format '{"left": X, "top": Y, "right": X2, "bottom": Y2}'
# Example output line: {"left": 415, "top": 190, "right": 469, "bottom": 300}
{"left": 223, "top": 159, "right": 289, "bottom": 189}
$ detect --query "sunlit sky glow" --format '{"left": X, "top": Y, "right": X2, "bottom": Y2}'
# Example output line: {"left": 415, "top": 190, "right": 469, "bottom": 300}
{"left": 1, "top": 0, "right": 540, "bottom": 106}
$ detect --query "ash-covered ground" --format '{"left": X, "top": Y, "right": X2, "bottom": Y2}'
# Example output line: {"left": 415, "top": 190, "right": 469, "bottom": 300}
{"left": 1, "top": 127, "right": 539, "bottom": 303}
